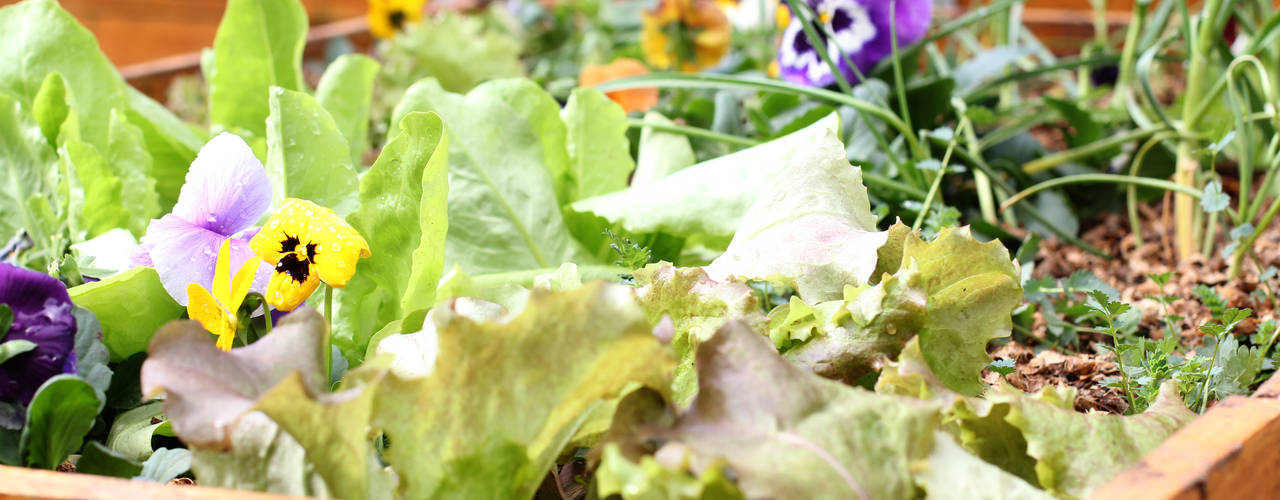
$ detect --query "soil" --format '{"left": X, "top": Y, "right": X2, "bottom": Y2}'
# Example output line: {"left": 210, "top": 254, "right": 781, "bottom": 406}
{"left": 991, "top": 198, "right": 1280, "bottom": 414}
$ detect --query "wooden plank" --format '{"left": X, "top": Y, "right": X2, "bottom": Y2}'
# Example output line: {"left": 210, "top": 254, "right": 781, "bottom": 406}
{"left": 0, "top": 464, "right": 307, "bottom": 500}
{"left": 1089, "top": 376, "right": 1280, "bottom": 500}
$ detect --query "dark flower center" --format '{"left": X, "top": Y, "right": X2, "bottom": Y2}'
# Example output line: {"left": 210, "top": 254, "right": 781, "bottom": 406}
{"left": 279, "top": 235, "right": 301, "bottom": 254}
{"left": 389, "top": 10, "right": 406, "bottom": 30}
{"left": 276, "top": 253, "right": 311, "bottom": 284}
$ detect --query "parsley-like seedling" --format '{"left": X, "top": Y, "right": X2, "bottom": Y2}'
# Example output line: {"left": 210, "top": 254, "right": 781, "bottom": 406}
{"left": 988, "top": 359, "right": 1016, "bottom": 380}
{"left": 604, "top": 228, "right": 653, "bottom": 270}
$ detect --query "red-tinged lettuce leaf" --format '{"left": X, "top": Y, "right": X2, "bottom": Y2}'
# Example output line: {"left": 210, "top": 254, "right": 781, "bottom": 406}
{"left": 611, "top": 320, "right": 942, "bottom": 499}
{"left": 633, "top": 263, "right": 766, "bottom": 406}
{"left": 705, "top": 126, "right": 886, "bottom": 302}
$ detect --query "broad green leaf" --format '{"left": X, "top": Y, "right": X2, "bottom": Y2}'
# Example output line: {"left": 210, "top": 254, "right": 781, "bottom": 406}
{"left": 572, "top": 113, "right": 839, "bottom": 240}
{"left": 370, "top": 282, "right": 672, "bottom": 499}
{"left": 610, "top": 321, "right": 941, "bottom": 499}
{"left": 106, "top": 401, "right": 165, "bottom": 462}
{"left": 632, "top": 112, "right": 696, "bottom": 187}
{"left": 20, "top": 375, "right": 104, "bottom": 469}
{"left": 633, "top": 263, "right": 765, "bottom": 406}
{"left": 69, "top": 267, "right": 184, "bottom": 362}
{"left": 75, "top": 441, "right": 144, "bottom": 478}
{"left": 335, "top": 111, "right": 448, "bottom": 364}
{"left": 559, "top": 88, "right": 635, "bottom": 257}
{"left": 135, "top": 447, "right": 192, "bottom": 483}
{"left": 124, "top": 87, "right": 203, "bottom": 211}
{"left": 189, "top": 412, "right": 333, "bottom": 497}
{"left": 0, "top": 93, "right": 57, "bottom": 253}
{"left": 62, "top": 139, "right": 128, "bottom": 238}
{"left": 208, "top": 0, "right": 307, "bottom": 138}
{"left": 31, "top": 72, "right": 68, "bottom": 149}
{"left": 0, "top": 0, "right": 128, "bottom": 149}
{"left": 595, "top": 443, "right": 744, "bottom": 500}
{"left": 105, "top": 110, "right": 160, "bottom": 235}
{"left": 391, "top": 78, "right": 592, "bottom": 274}
{"left": 265, "top": 87, "right": 359, "bottom": 215}
{"left": 904, "top": 227, "right": 1021, "bottom": 396}
{"left": 316, "top": 54, "right": 380, "bottom": 165}
{"left": 705, "top": 127, "right": 885, "bottom": 302}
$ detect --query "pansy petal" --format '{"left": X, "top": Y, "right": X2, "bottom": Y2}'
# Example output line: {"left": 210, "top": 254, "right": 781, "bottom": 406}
{"left": 212, "top": 238, "right": 232, "bottom": 306}
{"left": 0, "top": 262, "right": 70, "bottom": 314}
{"left": 145, "top": 215, "right": 266, "bottom": 306}
{"left": 249, "top": 201, "right": 311, "bottom": 265}
{"left": 229, "top": 256, "right": 262, "bottom": 313}
{"left": 171, "top": 133, "right": 272, "bottom": 236}
{"left": 0, "top": 263, "right": 76, "bottom": 405}
{"left": 266, "top": 268, "right": 320, "bottom": 312}
{"left": 186, "top": 283, "right": 228, "bottom": 336}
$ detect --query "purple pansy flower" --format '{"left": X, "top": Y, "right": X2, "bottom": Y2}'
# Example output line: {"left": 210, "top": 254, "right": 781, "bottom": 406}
{"left": 0, "top": 263, "right": 77, "bottom": 406}
{"left": 135, "top": 133, "right": 273, "bottom": 306}
{"left": 777, "top": 0, "right": 932, "bottom": 87}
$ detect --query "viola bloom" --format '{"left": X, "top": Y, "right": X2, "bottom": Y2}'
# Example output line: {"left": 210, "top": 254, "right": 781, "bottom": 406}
{"left": 136, "top": 133, "right": 272, "bottom": 306}
{"left": 249, "top": 198, "right": 370, "bottom": 311}
{"left": 777, "top": 0, "right": 932, "bottom": 87}
{"left": 641, "top": 0, "right": 732, "bottom": 72}
{"left": 187, "top": 239, "right": 262, "bottom": 351}
{"left": 0, "top": 263, "right": 76, "bottom": 406}
{"left": 579, "top": 58, "right": 659, "bottom": 113}
{"left": 367, "top": 0, "right": 426, "bottom": 39}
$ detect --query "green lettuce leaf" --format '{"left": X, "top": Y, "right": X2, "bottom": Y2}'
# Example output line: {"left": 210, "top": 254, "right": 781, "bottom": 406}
{"left": 265, "top": 87, "right": 359, "bottom": 216}
{"left": 633, "top": 263, "right": 765, "bottom": 406}
{"left": 390, "top": 78, "right": 593, "bottom": 274}
{"left": 69, "top": 266, "right": 185, "bottom": 362}
{"left": 335, "top": 111, "right": 448, "bottom": 363}
{"left": 915, "top": 432, "right": 1053, "bottom": 500}
{"left": 208, "top": 0, "right": 307, "bottom": 138}
{"left": 376, "top": 13, "right": 523, "bottom": 96}
{"left": 315, "top": 54, "right": 380, "bottom": 166}
{"left": 704, "top": 125, "right": 885, "bottom": 302}
{"left": 595, "top": 443, "right": 744, "bottom": 500}
{"left": 571, "top": 113, "right": 839, "bottom": 240}
{"left": 0, "top": 92, "right": 57, "bottom": 258}
{"left": 124, "top": 87, "right": 203, "bottom": 211}
{"left": 560, "top": 87, "right": 635, "bottom": 258}
{"left": 632, "top": 112, "right": 696, "bottom": 187}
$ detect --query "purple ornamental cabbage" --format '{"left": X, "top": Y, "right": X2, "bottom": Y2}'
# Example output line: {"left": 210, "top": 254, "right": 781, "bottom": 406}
{"left": 134, "top": 133, "right": 273, "bottom": 306}
{"left": 777, "top": 0, "right": 932, "bottom": 87}
{"left": 0, "top": 263, "right": 76, "bottom": 406}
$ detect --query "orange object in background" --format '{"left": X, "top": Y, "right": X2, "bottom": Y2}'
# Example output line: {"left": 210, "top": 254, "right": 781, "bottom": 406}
{"left": 579, "top": 58, "right": 659, "bottom": 113}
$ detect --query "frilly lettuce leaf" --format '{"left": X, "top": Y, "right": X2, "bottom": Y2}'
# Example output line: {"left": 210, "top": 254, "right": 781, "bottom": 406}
{"left": 605, "top": 320, "right": 943, "bottom": 499}
{"left": 878, "top": 338, "right": 1195, "bottom": 499}
{"left": 595, "top": 443, "right": 743, "bottom": 500}
{"left": 704, "top": 126, "right": 886, "bottom": 302}
{"left": 146, "top": 283, "right": 673, "bottom": 499}
{"left": 633, "top": 263, "right": 766, "bottom": 406}
{"left": 915, "top": 432, "right": 1053, "bottom": 500}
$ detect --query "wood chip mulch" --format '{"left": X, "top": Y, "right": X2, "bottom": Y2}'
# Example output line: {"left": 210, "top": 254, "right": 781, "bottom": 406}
{"left": 986, "top": 200, "right": 1279, "bottom": 414}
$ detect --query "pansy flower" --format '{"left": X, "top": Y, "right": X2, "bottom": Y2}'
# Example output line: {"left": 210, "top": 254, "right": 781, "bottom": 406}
{"left": 187, "top": 239, "right": 262, "bottom": 351}
{"left": 367, "top": 0, "right": 426, "bottom": 39}
{"left": 777, "top": 0, "right": 932, "bottom": 87}
{"left": 249, "top": 198, "right": 370, "bottom": 311}
{"left": 641, "top": 0, "right": 732, "bottom": 72}
{"left": 135, "top": 133, "right": 272, "bottom": 306}
{"left": 579, "top": 58, "right": 659, "bottom": 113}
{"left": 0, "top": 263, "right": 76, "bottom": 407}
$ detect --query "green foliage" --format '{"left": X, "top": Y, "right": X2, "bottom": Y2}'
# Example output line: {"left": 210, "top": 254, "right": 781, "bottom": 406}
{"left": 605, "top": 228, "right": 653, "bottom": 270}
{"left": 69, "top": 267, "right": 184, "bottom": 362}
{"left": 265, "top": 87, "right": 360, "bottom": 215}
{"left": 335, "top": 111, "right": 449, "bottom": 363}
{"left": 208, "top": 0, "right": 307, "bottom": 138}
{"left": 20, "top": 375, "right": 104, "bottom": 469}
{"left": 315, "top": 54, "right": 381, "bottom": 165}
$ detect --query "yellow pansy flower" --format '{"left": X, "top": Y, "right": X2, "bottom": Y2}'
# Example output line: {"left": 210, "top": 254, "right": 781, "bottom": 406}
{"left": 249, "top": 198, "right": 370, "bottom": 311}
{"left": 367, "top": 0, "right": 426, "bottom": 39}
{"left": 641, "top": 0, "right": 732, "bottom": 72}
{"left": 187, "top": 239, "right": 262, "bottom": 351}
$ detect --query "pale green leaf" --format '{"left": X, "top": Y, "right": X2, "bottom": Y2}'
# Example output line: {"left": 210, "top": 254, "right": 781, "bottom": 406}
{"left": 915, "top": 432, "right": 1053, "bottom": 500}
{"left": 572, "top": 113, "right": 839, "bottom": 239}
{"left": 124, "top": 87, "right": 203, "bottom": 211}
{"left": 20, "top": 375, "right": 104, "bottom": 469}
{"left": 390, "top": 78, "right": 592, "bottom": 274}
{"left": 69, "top": 266, "right": 184, "bottom": 362}
{"left": 0, "top": 93, "right": 57, "bottom": 252}
{"left": 265, "top": 87, "right": 359, "bottom": 215}
{"left": 208, "top": 0, "right": 307, "bottom": 138}
{"left": 316, "top": 54, "right": 380, "bottom": 165}
{"left": 560, "top": 87, "right": 635, "bottom": 257}
{"left": 632, "top": 112, "right": 696, "bottom": 187}
{"left": 106, "top": 401, "right": 165, "bottom": 462}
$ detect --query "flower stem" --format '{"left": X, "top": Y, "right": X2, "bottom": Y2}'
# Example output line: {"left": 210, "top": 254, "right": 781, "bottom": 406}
{"left": 1199, "top": 335, "right": 1223, "bottom": 413}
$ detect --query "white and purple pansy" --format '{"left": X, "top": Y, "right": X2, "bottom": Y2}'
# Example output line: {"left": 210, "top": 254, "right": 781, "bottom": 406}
{"left": 777, "top": 0, "right": 932, "bottom": 87}
{"left": 133, "top": 133, "right": 273, "bottom": 306}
